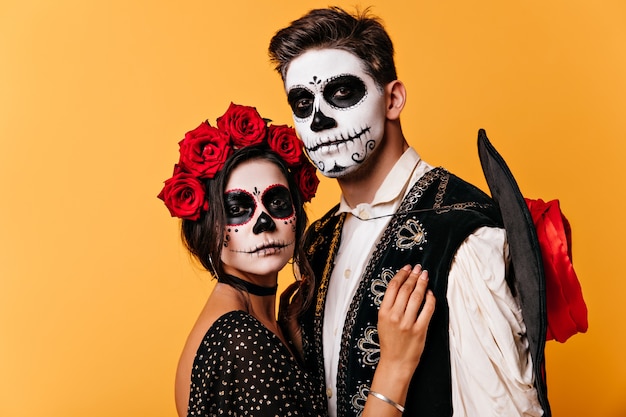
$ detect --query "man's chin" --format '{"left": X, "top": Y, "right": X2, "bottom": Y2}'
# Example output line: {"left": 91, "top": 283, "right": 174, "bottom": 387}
{"left": 318, "top": 162, "right": 360, "bottom": 179}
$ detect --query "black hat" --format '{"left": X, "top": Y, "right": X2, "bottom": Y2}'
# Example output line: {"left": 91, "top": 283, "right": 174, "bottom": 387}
{"left": 477, "top": 129, "right": 551, "bottom": 416}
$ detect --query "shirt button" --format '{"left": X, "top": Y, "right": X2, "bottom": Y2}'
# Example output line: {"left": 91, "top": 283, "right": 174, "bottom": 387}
{"left": 326, "top": 387, "right": 333, "bottom": 398}
{"left": 344, "top": 269, "right": 351, "bottom": 279}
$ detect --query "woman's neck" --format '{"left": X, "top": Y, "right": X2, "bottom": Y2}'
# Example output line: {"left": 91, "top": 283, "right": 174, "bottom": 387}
{"left": 219, "top": 273, "right": 278, "bottom": 296}
{"left": 218, "top": 270, "right": 278, "bottom": 323}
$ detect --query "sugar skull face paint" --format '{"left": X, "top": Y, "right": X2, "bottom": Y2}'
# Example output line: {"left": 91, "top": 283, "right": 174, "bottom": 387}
{"left": 224, "top": 184, "right": 294, "bottom": 228}
{"left": 220, "top": 159, "right": 296, "bottom": 278}
{"left": 285, "top": 49, "right": 387, "bottom": 178}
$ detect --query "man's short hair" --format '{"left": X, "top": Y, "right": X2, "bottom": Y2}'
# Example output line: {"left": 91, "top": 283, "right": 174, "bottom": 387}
{"left": 268, "top": 6, "right": 397, "bottom": 88}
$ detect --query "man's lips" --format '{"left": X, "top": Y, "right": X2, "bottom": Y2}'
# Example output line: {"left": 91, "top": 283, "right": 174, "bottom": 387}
{"left": 306, "top": 127, "right": 370, "bottom": 152}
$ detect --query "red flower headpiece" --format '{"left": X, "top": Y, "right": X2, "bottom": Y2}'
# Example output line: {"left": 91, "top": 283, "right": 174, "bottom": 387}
{"left": 158, "top": 103, "right": 320, "bottom": 220}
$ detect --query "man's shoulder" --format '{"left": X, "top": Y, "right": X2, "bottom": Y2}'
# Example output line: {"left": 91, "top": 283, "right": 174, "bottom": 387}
{"left": 406, "top": 167, "right": 502, "bottom": 227}
{"left": 416, "top": 167, "right": 494, "bottom": 204}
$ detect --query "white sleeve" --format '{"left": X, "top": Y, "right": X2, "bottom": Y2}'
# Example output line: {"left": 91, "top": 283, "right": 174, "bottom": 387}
{"left": 448, "top": 227, "right": 544, "bottom": 417}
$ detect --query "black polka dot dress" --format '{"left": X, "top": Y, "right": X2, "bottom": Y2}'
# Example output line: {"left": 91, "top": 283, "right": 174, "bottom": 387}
{"left": 187, "top": 310, "right": 325, "bottom": 416}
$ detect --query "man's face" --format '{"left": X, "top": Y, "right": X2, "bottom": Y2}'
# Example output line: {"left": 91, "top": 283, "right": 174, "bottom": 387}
{"left": 284, "top": 49, "right": 386, "bottom": 178}
{"left": 220, "top": 159, "right": 296, "bottom": 278}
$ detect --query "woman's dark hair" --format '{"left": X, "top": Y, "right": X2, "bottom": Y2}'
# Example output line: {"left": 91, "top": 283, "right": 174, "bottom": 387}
{"left": 181, "top": 144, "right": 315, "bottom": 310}
{"left": 268, "top": 6, "right": 397, "bottom": 88}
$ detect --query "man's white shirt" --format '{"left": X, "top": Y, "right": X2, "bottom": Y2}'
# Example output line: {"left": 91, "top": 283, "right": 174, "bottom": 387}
{"left": 322, "top": 148, "right": 543, "bottom": 417}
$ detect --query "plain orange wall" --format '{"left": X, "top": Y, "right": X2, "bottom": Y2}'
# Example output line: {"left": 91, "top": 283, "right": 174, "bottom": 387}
{"left": 1, "top": 1, "right": 625, "bottom": 416}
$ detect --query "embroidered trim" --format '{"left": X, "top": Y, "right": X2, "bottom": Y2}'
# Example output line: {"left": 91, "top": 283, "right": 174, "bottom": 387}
{"left": 306, "top": 234, "right": 325, "bottom": 257}
{"left": 351, "top": 384, "right": 369, "bottom": 417}
{"left": 356, "top": 326, "right": 380, "bottom": 366}
{"left": 433, "top": 167, "right": 449, "bottom": 209}
{"left": 313, "top": 211, "right": 346, "bottom": 400}
{"left": 436, "top": 201, "right": 492, "bottom": 213}
{"left": 396, "top": 218, "right": 427, "bottom": 250}
{"left": 371, "top": 268, "right": 394, "bottom": 307}
{"left": 335, "top": 167, "right": 448, "bottom": 415}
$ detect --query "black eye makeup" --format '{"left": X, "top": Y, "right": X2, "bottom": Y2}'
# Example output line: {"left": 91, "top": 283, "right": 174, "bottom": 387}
{"left": 288, "top": 75, "right": 367, "bottom": 119}
{"left": 224, "top": 185, "right": 294, "bottom": 226}
{"left": 323, "top": 74, "right": 367, "bottom": 109}
{"left": 287, "top": 87, "right": 315, "bottom": 119}
{"left": 262, "top": 185, "right": 294, "bottom": 219}
{"left": 224, "top": 189, "right": 256, "bottom": 226}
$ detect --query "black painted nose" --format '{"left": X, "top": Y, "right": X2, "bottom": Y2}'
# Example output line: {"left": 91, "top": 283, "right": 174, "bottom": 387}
{"left": 310, "top": 109, "right": 337, "bottom": 132}
{"left": 253, "top": 212, "right": 276, "bottom": 234}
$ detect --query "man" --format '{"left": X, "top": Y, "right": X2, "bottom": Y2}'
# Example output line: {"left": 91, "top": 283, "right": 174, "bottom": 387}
{"left": 269, "top": 7, "right": 545, "bottom": 416}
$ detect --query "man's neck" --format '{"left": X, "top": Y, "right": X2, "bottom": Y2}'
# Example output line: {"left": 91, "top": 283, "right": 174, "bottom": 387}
{"left": 338, "top": 138, "right": 409, "bottom": 207}
{"left": 338, "top": 168, "right": 387, "bottom": 207}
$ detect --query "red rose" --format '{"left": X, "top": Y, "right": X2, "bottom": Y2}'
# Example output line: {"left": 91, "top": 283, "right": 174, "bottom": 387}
{"left": 158, "top": 167, "right": 209, "bottom": 220}
{"left": 178, "top": 121, "right": 231, "bottom": 179}
{"left": 268, "top": 124, "right": 304, "bottom": 166}
{"left": 526, "top": 198, "right": 588, "bottom": 343}
{"left": 216, "top": 102, "right": 267, "bottom": 148}
{"left": 292, "top": 161, "right": 319, "bottom": 203}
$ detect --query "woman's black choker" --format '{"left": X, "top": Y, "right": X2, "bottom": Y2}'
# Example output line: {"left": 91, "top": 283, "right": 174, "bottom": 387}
{"left": 219, "top": 274, "right": 278, "bottom": 296}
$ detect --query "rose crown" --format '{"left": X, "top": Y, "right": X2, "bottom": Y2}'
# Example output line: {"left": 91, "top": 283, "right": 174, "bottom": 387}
{"left": 158, "top": 103, "right": 320, "bottom": 221}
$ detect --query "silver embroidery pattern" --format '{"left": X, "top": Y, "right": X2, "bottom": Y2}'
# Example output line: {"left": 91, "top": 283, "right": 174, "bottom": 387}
{"left": 396, "top": 218, "right": 427, "bottom": 250}
{"left": 371, "top": 268, "right": 394, "bottom": 306}
{"left": 350, "top": 384, "right": 369, "bottom": 417}
{"left": 357, "top": 326, "right": 380, "bottom": 366}
{"left": 335, "top": 168, "right": 447, "bottom": 416}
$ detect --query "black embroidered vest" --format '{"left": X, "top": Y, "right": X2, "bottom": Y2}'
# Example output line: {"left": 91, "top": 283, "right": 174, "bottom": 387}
{"left": 301, "top": 168, "right": 503, "bottom": 417}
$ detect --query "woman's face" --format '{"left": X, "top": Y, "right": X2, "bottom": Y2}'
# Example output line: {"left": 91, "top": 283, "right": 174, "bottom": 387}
{"left": 220, "top": 159, "right": 297, "bottom": 280}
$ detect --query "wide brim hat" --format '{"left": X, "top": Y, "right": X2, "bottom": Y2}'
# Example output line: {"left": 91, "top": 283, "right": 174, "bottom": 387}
{"left": 477, "top": 129, "right": 551, "bottom": 416}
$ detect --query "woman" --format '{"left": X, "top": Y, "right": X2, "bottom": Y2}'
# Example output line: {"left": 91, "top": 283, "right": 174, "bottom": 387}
{"left": 158, "top": 103, "right": 435, "bottom": 416}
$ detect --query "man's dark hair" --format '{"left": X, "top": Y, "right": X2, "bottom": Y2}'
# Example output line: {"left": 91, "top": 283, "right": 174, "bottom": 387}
{"left": 268, "top": 6, "right": 397, "bottom": 88}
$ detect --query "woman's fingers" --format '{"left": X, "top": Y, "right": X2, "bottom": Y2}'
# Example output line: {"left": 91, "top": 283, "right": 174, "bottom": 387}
{"left": 401, "top": 267, "right": 429, "bottom": 323}
{"left": 379, "top": 265, "right": 412, "bottom": 311}
{"left": 382, "top": 265, "right": 425, "bottom": 320}
{"left": 416, "top": 289, "right": 436, "bottom": 328}
{"left": 377, "top": 264, "right": 436, "bottom": 373}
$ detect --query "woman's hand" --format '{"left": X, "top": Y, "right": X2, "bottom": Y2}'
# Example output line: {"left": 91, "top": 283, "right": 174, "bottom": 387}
{"left": 362, "top": 265, "right": 435, "bottom": 416}
{"left": 377, "top": 264, "right": 435, "bottom": 380}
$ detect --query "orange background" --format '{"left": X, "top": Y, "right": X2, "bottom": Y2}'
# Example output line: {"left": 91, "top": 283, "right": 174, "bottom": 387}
{"left": 1, "top": 1, "right": 625, "bottom": 416}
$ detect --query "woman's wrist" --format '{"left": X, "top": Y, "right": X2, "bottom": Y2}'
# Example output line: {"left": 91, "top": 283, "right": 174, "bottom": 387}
{"left": 368, "top": 361, "right": 412, "bottom": 415}
{"left": 375, "top": 358, "right": 416, "bottom": 382}
{"left": 368, "top": 390, "right": 405, "bottom": 413}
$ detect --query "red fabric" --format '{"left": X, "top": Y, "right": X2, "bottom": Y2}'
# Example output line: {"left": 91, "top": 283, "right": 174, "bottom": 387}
{"left": 525, "top": 198, "right": 588, "bottom": 342}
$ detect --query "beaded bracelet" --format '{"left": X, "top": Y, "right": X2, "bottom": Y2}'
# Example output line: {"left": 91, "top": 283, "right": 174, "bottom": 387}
{"left": 368, "top": 390, "right": 405, "bottom": 413}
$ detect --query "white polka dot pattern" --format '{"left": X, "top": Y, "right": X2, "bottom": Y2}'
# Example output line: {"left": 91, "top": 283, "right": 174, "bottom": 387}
{"left": 187, "top": 310, "right": 325, "bottom": 416}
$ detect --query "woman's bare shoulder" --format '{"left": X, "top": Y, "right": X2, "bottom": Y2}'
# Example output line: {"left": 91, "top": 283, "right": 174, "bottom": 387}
{"left": 174, "top": 286, "right": 247, "bottom": 417}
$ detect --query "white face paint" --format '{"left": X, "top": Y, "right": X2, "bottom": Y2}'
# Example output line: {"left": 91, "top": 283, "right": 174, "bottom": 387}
{"left": 221, "top": 159, "right": 296, "bottom": 280}
{"left": 284, "top": 49, "right": 386, "bottom": 178}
